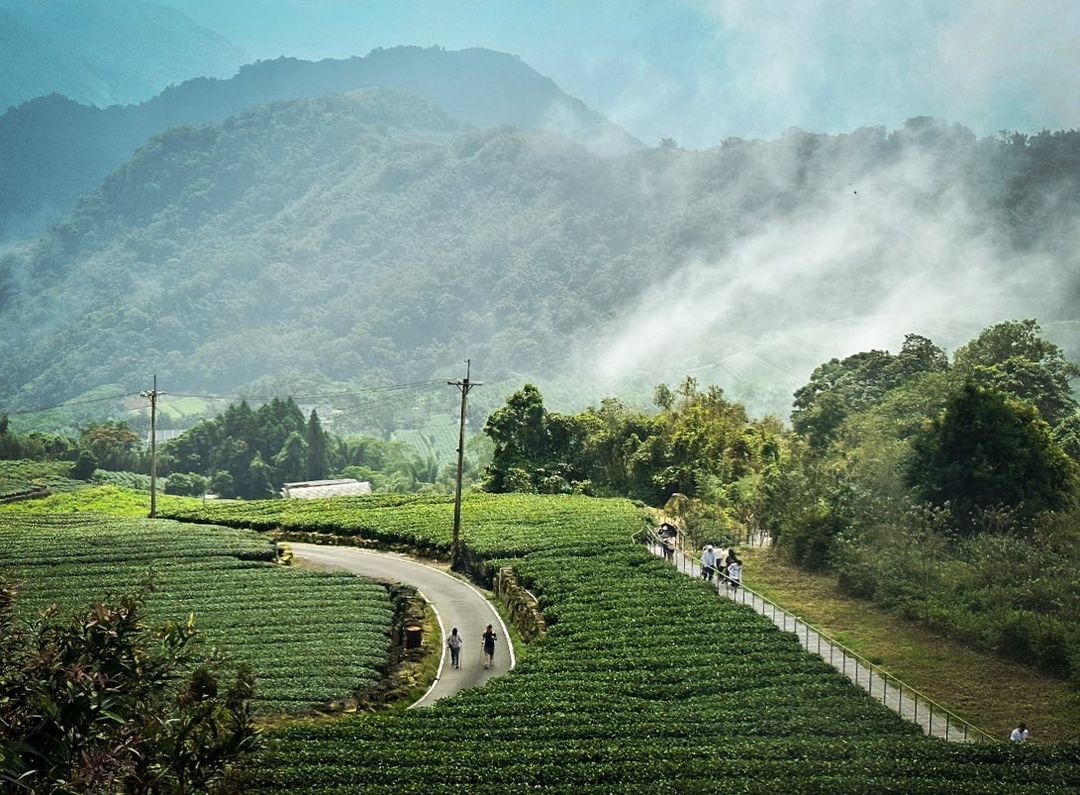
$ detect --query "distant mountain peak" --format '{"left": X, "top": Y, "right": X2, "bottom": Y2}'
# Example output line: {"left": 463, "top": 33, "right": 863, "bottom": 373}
{"left": 0, "top": 0, "right": 247, "bottom": 112}
{"left": 0, "top": 46, "right": 644, "bottom": 238}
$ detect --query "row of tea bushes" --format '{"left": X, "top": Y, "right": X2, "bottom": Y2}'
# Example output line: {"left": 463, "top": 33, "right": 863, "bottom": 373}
{"left": 0, "top": 513, "right": 395, "bottom": 714}
{"left": 164, "top": 492, "right": 649, "bottom": 558}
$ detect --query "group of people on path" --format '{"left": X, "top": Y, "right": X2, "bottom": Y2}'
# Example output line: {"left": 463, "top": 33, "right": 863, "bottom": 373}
{"left": 701, "top": 543, "right": 741, "bottom": 588}
{"left": 446, "top": 624, "right": 498, "bottom": 670}
{"left": 656, "top": 522, "right": 743, "bottom": 588}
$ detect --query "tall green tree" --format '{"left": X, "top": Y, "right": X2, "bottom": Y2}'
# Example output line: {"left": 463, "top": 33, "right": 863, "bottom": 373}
{"left": 908, "top": 382, "right": 1077, "bottom": 535}
{"left": 954, "top": 319, "right": 1080, "bottom": 426}
{"left": 304, "top": 410, "right": 330, "bottom": 481}
{"left": 792, "top": 335, "right": 949, "bottom": 450}
{"left": 79, "top": 420, "right": 143, "bottom": 471}
{"left": 273, "top": 431, "right": 308, "bottom": 485}
{"left": 483, "top": 384, "right": 551, "bottom": 492}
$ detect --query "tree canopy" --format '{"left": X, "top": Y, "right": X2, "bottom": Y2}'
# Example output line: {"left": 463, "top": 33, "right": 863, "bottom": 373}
{"left": 909, "top": 382, "right": 1077, "bottom": 534}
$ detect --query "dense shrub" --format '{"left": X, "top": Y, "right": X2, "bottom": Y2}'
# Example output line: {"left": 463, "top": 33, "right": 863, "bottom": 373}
{"left": 165, "top": 471, "right": 209, "bottom": 496}
{"left": 70, "top": 449, "right": 97, "bottom": 480}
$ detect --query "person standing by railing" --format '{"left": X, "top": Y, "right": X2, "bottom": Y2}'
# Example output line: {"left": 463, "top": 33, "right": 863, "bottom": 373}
{"left": 658, "top": 522, "right": 678, "bottom": 561}
{"left": 701, "top": 544, "right": 716, "bottom": 581}
{"left": 726, "top": 555, "right": 742, "bottom": 589}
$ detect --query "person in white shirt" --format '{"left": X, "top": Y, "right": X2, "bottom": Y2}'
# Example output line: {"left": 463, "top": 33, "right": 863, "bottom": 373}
{"left": 701, "top": 544, "right": 716, "bottom": 581}
{"left": 726, "top": 557, "right": 742, "bottom": 589}
{"left": 1010, "top": 723, "right": 1029, "bottom": 742}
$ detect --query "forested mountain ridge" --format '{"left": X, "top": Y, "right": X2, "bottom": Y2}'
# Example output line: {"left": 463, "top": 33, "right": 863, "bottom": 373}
{"left": 0, "top": 46, "right": 644, "bottom": 237}
{"left": 1, "top": 92, "right": 1078, "bottom": 417}
{"left": 0, "top": 0, "right": 244, "bottom": 114}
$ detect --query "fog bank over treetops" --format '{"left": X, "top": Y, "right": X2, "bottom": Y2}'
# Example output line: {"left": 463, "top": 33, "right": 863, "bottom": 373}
{"left": 0, "top": 85, "right": 1076, "bottom": 418}
{"left": 582, "top": 123, "right": 1080, "bottom": 411}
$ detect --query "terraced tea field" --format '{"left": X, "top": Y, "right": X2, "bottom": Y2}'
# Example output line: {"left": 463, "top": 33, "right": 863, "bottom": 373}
{"left": 164, "top": 492, "right": 644, "bottom": 557}
{"left": 0, "top": 459, "right": 83, "bottom": 498}
{"left": 0, "top": 513, "right": 394, "bottom": 714}
{"left": 170, "top": 494, "right": 1080, "bottom": 792}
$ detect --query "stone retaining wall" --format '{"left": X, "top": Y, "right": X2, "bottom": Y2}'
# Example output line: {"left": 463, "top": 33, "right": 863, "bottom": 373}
{"left": 493, "top": 566, "right": 546, "bottom": 642}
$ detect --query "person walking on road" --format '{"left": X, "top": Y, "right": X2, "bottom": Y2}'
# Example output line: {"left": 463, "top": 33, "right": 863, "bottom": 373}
{"left": 447, "top": 627, "right": 463, "bottom": 669}
{"left": 1010, "top": 722, "right": 1030, "bottom": 742}
{"left": 481, "top": 624, "right": 497, "bottom": 669}
{"left": 701, "top": 544, "right": 716, "bottom": 581}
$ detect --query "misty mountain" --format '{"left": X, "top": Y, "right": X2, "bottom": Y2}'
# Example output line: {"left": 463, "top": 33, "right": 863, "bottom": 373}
{"left": 0, "top": 46, "right": 644, "bottom": 237}
{"left": 0, "top": 0, "right": 245, "bottom": 113}
{"left": 0, "top": 93, "right": 1077, "bottom": 417}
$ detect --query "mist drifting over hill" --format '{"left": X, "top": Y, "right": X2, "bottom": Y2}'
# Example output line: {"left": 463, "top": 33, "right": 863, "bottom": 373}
{"left": 0, "top": 76, "right": 1076, "bottom": 418}
{"left": 0, "top": 0, "right": 1077, "bottom": 425}
{"left": 583, "top": 124, "right": 1080, "bottom": 409}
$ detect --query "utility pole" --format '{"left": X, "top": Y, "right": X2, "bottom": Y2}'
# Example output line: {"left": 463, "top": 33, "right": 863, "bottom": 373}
{"left": 448, "top": 360, "right": 480, "bottom": 570}
{"left": 140, "top": 375, "right": 161, "bottom": 518}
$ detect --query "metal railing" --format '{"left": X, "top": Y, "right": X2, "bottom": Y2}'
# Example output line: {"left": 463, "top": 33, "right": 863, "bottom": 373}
{"left": 645, "top": 530, "right": 998, "bottom": 744}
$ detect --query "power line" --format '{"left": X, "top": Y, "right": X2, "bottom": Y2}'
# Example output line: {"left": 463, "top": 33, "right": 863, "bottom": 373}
{"left": 110, "top": 382, "right": 447, "bottom": 420}
{"left": 4, "top": 392, "right": 140, "bottom": 417}
{"left": 164, "top": 379, "right": 448, "bottom": 403}
{"left": 5, "top": 379, "right": 450, "bottom": 418}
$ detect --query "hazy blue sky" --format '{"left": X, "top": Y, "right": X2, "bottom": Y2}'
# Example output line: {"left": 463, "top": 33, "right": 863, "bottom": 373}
{"left": 160, "top": 0, "right": 1080, "bottom": 148}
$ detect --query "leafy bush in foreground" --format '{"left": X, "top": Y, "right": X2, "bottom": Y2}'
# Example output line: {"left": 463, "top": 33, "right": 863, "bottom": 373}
{"left": 0, "top": 576, "right": 257, "bottom": 794}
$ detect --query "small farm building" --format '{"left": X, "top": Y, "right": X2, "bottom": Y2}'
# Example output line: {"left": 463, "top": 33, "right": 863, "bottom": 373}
{"left": 281, "top": 479, "right": 373, "bottom": 499}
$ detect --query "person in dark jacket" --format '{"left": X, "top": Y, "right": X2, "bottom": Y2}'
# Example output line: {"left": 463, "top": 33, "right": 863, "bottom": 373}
{"left": 482, "top": 624, "right": 497, "bottom": 669}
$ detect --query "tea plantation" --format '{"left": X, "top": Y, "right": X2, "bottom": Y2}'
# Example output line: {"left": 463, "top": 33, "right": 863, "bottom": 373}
{"left": 164, "top": 492, "right": 644, "bottom": 558}
{"left": 0, "top": 459, "right": 83, "bottom": 498}
{"left": 166, "top": 494, "right": 1080, "bottom": 792}
{"left": 0, "top": 513, "right": 395, "bottom": 714}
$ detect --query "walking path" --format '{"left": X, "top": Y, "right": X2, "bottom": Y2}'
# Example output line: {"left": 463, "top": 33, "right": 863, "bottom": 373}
{"left": 648, "top": 537, "right": 994, "bottom": 743}
{"left": 290, "top": 542, "right": 514, "bottom": 707}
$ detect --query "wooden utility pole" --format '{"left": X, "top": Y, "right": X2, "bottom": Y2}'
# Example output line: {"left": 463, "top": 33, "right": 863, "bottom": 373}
{"left": 448, "top": 360, "right": 480, "bottom": 569}
{"left": 140, "top": 375, "right": 161, "bottom": 518}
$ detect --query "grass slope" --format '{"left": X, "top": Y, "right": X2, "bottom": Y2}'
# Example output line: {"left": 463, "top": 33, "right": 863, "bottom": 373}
{"left": 0, "top": 484, "right": 198, "bottom": 516}
{"left": 0, "top": 459, "right": 84, "bottom": 498}
{"left": 740, "top": 547, "right": 1080, "bottom": 742}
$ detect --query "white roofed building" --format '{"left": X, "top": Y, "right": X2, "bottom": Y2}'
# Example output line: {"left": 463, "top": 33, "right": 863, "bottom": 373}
{"left": 281, "top": 479, "right": 373, "bottom": 499}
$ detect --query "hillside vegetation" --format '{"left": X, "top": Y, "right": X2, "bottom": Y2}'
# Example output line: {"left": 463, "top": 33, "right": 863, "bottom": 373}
{"left": 0, "top": 46, "right": 641, "bottom": 236}
{"left": 162, "top": 492, "right": 1080, "bottom": 792}
{"left": 478, "top": 321, "right": 1080, "bottom": 684}
{"left": 2, "top": 90, "right": 1077, "bottom": 417}
{"left": 0, "top": 512, "right": 394, "bottom": 714}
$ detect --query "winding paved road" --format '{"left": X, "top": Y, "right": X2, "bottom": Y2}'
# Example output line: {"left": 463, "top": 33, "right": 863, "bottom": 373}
{"left": 290, "top": 542, "right": 514, "bottom": 707}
